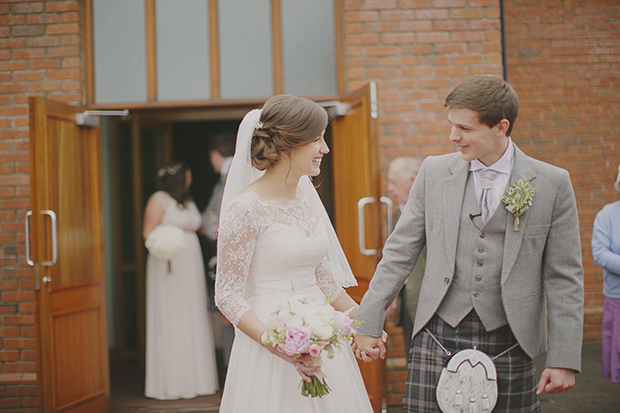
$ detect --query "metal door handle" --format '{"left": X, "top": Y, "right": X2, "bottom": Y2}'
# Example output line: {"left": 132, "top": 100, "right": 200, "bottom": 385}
{"left": 42, "top": 276, "right": 52, "bottom": 284}
{"left": 358, "top": 197, "right": 377, "bottom": 256}
{"left": 380, "top": 196, "right": 394, "bottom": 235}
{"left": 40, "top": 210, "right": 57, "bottom": 266}
{"left": 25, "top": 210, "right": 34, "bottom": 266}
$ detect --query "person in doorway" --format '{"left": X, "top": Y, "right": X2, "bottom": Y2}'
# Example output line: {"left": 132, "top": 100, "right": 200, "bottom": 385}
{"left": 354, "top": 74, "right": 584, "bottom": 412}
{"left": 202, "top": 133, "right": 235, "bottom": 241}
{"left": 201, "top": 133, "right": 236, "bottom": 381}
{"left": 215, "top": 95, "right": 373, "bottom": 412}
{"left": 386, "top": 156, "right": 425, "bottom": 355}
{"left": 591, "top": 165, "right": 620, "bottom": 385}
{"left": 143, "top": 160, "right": 219, "bottom": 399}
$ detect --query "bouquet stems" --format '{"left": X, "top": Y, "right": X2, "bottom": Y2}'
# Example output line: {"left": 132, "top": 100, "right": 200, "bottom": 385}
{"left": 301, "top": 375, "right": 331, "bottom": 398}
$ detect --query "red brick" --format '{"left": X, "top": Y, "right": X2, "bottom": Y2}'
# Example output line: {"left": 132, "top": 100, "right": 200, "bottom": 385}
{"left": 10, "top": 3, "right": 45, "bottom": 14}
{"left": 45, "top": 1, "right": 80, "bottom": 13}
{"left": 3, "top": 338, "right": 35, "bottom": 349}
{"left": 11, "top": 25, "right": 46, "bottom": 37}
{"left": 46, "top": 23, "right": 80, "bottom": 35}
{"left": 28, "top": 81, "right": 62, "bottom": 92}
{"left": 6, "top": 385, "right": 37, "bottom": 396}
{"left": 0, "top": 16, "right": 25, "bottom": 26}
{"left": 0, "top": 38, "right": 26, "bottom": 49}
{"left": 46, "top": 46, "right": 79, "bottom": 57}
{"left": 12, "top": 71, "right": 44, "bottom": 82}
{"left": 29, "top": 59, "right": 61, "bottom": 69}
{"left": 11, "top": 48, "right": 45, "bottom": 59}
{"left": 0, "top": 397, "right": 21, "bottom": 408}
{"left": 0, "top": 327, "right": 19, "bottom": 338}
{"left": 4, "top": 361, "right": 36, "bottom": 373}
{"left": 60, "top": 34, "right": 81, "bottom": 46}
{"left": 26, "top": 13, "right": 60, "bottom": 25}
{"left": 0, "top": 351, "right": 20, "bottom": 362}
{"left": 60, "top": 12, "right": 80, "bottom": 23}
{"left": 2, "top": 292, "right": 33, "bottom": 303}
{"left": 46, "top": 68, "right": 80, "bottom": 80}
{"left": 26, "top": 35, "right": 59, "bottom": 47}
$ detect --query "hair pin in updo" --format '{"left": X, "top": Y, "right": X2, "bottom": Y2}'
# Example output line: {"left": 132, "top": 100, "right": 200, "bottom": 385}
{"left": 254, "top": 120, "right": 264, "bottom": 130}
{"left": 157, "top": 162, "right": 183, "bottom": 177}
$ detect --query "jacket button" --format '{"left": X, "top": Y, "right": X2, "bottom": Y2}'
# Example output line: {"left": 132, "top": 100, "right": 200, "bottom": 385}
{"left": 480, "top": 233, "right": 486, "bottom": 238}
{"left": 444, "top": 277, "right": 450, "bottom": 285}
{"left": 473, "top": 292, "right": 480, "bottom": 298}
{"left": 477, "top": 261, "right": 483, "bottom": 267}
{"left": 475, "top": 276, "right": 482, "bottom": 282}
{"left": 478, "top": 247, "right": 484, "bottom": 253}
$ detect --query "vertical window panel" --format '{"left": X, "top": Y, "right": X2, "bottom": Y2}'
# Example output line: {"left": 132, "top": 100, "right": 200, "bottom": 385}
{"left": 155, "top": 0, "right": 210, "bottom": 101}
{"left": 281, "top": 0, "right": 337, "bottom": 96}
{"left": 93, "top": 0, "right": 147, "bottom": 104}
{"left": 218, "top": 0, "right": 273, "bottom": 99}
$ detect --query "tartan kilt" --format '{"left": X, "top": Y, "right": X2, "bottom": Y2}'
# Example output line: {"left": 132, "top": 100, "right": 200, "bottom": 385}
{"left": 404, "top": 312, "right": 540, "bottom": 413}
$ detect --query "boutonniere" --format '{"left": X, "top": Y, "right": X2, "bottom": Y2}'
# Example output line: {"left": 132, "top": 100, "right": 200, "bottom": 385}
{"left": 501, "top": 174, "right": 535, "bottom": 232}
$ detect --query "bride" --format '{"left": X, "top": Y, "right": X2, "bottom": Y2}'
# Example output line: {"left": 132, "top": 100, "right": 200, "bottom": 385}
{"left": 215, "top": 95, "right": 375, "bottom": 412}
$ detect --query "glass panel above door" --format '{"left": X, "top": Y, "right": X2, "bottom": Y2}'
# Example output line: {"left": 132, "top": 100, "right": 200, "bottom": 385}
{"left": 93, "top": 0, "right": 147, "bottom": 104}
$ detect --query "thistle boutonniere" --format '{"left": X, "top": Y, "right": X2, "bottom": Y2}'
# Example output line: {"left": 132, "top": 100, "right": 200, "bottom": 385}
{"left": 501, "top": 174, "right": 535, "bottom": 232}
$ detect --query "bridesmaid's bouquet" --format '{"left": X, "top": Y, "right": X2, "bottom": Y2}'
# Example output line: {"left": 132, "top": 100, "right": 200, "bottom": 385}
{"left": 145, "top": 224, "right": 186, "bottom": 273}
{"left": 260, "top": 295, "right": 357, "bottom": 398}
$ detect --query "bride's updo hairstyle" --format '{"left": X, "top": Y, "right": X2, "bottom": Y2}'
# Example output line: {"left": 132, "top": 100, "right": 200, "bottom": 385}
{"left": 251, "top": 94, "right": 328, "bottom": 171}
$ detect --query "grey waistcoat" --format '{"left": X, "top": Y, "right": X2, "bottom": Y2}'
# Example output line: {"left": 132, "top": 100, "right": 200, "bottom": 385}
{"left": 436, "top": 173, "right": 509, "bottom": 331}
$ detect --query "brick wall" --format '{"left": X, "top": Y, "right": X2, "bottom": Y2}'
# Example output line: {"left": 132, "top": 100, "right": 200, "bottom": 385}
{"left": 504, "top": 0, "right": 620, "bottom": 342}
{"left": 0, "top": 1, "right": 83, "bottom": 411}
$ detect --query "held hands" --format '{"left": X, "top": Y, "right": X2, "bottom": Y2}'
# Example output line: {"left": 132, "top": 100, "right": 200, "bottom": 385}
{"left": 352, "top": 331, "right": 388, "bottom": 363}
{"left": 536, "top": 367, "right": 575, "bottom": 395}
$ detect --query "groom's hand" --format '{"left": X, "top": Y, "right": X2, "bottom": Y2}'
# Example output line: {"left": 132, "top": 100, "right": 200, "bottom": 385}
{"left": 353, "top": 333, "right": 387, "bottom": 362}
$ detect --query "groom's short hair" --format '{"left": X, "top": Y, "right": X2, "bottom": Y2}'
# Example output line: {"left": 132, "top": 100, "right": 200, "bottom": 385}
{"left": 445, "top": 74, "right": 519, "bottom": 137}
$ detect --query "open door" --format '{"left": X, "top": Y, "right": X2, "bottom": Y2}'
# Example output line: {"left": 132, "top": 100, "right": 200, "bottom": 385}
{"left": 28, "top": 97, "right": 109, "bottom": 413}
{"left": 330, "top": 82, "right": 386, "bottom": 412}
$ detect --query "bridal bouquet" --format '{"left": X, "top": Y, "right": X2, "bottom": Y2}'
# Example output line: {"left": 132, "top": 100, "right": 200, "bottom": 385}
{"left": 145, "top": 224, "right": 186, "bottom": 273}
{"left": 260, "top": 295, "right": 357, "bottom": 398}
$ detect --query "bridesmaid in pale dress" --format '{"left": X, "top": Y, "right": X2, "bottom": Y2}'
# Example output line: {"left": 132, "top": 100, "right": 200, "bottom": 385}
{"left": 143, "top": 161, "right": 219, "bottom": 400}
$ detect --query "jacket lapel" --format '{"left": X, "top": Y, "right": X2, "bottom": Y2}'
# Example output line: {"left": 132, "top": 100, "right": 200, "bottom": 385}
{"left": 501, "top": 145, "right": 536, "bottom": 284}
{"left": 443, "top": 156, "right": 470, "bottom": 274}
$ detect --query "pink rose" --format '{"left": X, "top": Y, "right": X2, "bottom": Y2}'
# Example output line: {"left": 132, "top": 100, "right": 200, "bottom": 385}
{"left": 284, "top": 325, "right": 313, "bottom": 356}
{"left": 334, "top": 311, "right": 353, "bottom": 335}
{"left": 308, "top": 343, "right": 321, "bottom": 357}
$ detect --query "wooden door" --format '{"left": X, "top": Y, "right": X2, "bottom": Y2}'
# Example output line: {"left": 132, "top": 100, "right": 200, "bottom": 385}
{"left": 28, "top": 97, "right": 109, "bottom": 413}
{"left": 330, "top": 82, "right": 386, "bottom": 412}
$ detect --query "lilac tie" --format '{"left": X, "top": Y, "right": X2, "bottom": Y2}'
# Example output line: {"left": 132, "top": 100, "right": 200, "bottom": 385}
{"left": 479, "top": 169, "right": 496, "bottom": 223}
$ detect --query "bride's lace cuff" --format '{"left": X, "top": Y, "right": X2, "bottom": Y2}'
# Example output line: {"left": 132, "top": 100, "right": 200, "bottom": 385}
{"left": 215, "top": 200, "right": 258, "bottom": 326}
{"left": 315, "top": 259, "right": 345, "bottom": 303}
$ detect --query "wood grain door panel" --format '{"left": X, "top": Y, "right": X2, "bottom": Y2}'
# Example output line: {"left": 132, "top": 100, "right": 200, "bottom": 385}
{"left": 330, "top": 83, "right": 386, "bottom": 413}
{"left": 29, "top": 97, "right": 109, "bottom": 413}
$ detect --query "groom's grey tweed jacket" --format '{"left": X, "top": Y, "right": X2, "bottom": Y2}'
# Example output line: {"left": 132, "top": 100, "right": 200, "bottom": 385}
{"left": 356, "top": 144, "right": 584, "bottom": 371}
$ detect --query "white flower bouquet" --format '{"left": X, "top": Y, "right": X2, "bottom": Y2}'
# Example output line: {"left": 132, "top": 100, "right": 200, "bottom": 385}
{"left": 260, "top": 295, "right": 358, "bottom": 398}
{"left": 145, "top": 224, "right": 186, "bottom": 273}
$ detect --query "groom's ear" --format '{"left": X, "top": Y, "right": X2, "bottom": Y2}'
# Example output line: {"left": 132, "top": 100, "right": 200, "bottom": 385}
{"left": 495, "top": 119, "right": 510, "bottom": 137}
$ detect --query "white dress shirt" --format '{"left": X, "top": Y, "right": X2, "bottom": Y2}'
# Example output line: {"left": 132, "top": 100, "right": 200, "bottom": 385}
{"left": 469, "top": 138, "right": 515, "bottom": 219}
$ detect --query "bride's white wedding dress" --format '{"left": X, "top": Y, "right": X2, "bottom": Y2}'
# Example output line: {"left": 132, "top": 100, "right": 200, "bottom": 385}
{"left": 216, "top": 191, "right": 373, "bottom": 412}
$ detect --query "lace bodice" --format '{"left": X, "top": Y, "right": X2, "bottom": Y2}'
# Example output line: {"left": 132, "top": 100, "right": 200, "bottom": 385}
{"left": 215, "top": 192, "right": 344, "bottom": 326}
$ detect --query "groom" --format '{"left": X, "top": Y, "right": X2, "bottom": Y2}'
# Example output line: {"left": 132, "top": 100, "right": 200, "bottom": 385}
{"left": 354, "top": 75, "right": 584, "bottom": 412}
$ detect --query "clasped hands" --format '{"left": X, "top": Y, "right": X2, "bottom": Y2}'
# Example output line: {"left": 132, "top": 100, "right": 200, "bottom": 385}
{"left": 352, "top": 331, "right": 389, "bottom": 362}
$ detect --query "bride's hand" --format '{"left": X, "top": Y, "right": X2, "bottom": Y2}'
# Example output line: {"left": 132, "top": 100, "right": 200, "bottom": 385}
{"left": 262, "top": 343, "right": 322, "bottom": 381}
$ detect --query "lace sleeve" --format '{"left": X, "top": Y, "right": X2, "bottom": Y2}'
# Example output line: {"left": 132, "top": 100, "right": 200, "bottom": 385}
{"left": 215, "top": 198, "right": 260, "bottom": 326}
{"left": 315, "top": 258, "right": 345, "bottom": 303}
